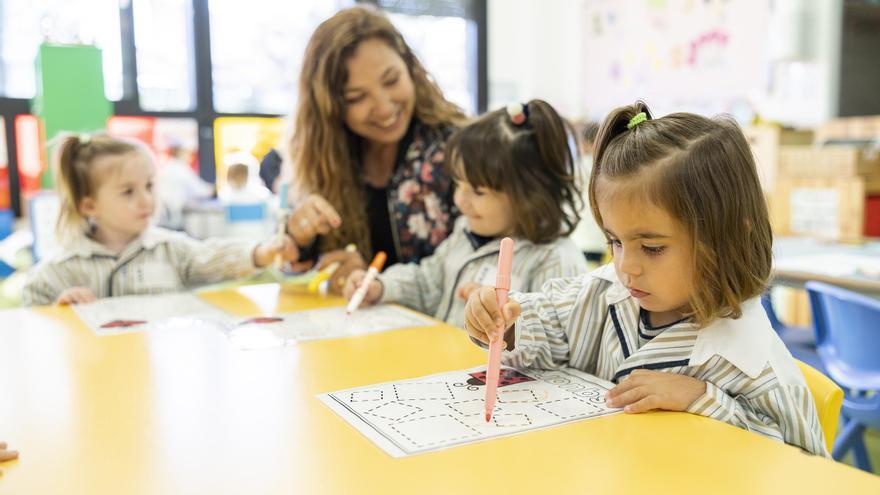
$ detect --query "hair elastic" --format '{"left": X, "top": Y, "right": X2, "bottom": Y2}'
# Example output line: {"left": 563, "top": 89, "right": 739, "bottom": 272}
{"left": 506, "top": 102, "right": 528, "bottom": 126}
{"left": 78, "top": 134, "right": 91, "bottom": 146}
{"left": 627, "top": 112, "right": 647, "bottom": 129}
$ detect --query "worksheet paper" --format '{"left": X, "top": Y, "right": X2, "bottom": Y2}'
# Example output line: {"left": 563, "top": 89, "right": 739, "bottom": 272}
{"left": 319, "top": 366, "right": 621, "bottom": 457}
{"left": 222, "top": 304, "right": 438, "bottom": 349}
{"left": 73, "top": 293, "right": 233, "bottom": 336}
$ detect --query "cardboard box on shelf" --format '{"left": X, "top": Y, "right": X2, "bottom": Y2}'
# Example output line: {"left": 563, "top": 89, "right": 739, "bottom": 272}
{"left": 771, "top": 177, "right": 865, "bottom": 238}
{"left": 744, "top": 124, "right": 814, "bottom": 193}
{"left": 815, "top": 116, "right": 880, "bottom": 144}
{"left": 778, "top": 145, "right": 880, "bottom": 184}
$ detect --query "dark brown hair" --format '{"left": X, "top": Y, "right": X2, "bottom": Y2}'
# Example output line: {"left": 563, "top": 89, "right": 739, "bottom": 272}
{"left": 445, "top": 99, "right": 581, "bottom": 244}
{"left": 289, "top": 5, "right": 467, "bottom": 255}
{"left": 590, "top": 101, "right": 772, "bottom": 327}
{"left": 54, "top": 133, "right": 146, "bottom": 244}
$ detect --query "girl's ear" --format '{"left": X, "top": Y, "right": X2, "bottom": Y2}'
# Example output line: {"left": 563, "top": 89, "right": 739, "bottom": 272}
{"left": 79, "top": 196, "right": 97, "bottom": 218}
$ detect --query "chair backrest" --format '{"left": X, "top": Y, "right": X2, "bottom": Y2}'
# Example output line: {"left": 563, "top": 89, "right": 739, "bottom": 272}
{"left": 805, "top": 280, "right": 880, "bottom": 391}
{"left": 760, "top": 292, "right": 785, "bottom": 333}
{"left": 795, "top": 360, "right": 843, "bottom": 454}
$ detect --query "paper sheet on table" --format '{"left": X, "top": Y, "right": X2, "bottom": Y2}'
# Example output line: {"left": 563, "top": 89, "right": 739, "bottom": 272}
{"left": 318, "top": 366, "right": 621, "bottom": 457}
{"left": 73, "top": 293, "right": 234, "bottom": 336}
{"left": 221, "top": 304, "right": 437, "bottom": 349}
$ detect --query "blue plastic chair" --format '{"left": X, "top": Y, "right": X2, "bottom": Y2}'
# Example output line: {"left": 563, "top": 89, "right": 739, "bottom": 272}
{"left": 761, "top": 291, "right": 823, "bottom": 371}
{"left": 806, "top": 281, "right": 880, "bottom": 472}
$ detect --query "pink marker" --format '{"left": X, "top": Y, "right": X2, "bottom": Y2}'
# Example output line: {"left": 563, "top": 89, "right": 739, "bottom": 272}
{"left": 485, "top": 237, "right": 513, "bottom": 422}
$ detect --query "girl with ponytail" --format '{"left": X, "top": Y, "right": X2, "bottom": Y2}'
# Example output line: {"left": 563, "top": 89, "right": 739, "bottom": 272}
{"left": 341, "top": 99, "right": 587, "bottom": 328}
{"left": 23, "top": 133, "right": 300, "bottom": 306}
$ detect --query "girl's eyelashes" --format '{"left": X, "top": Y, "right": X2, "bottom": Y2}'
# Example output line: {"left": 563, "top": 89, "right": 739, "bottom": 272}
{"left": 344, "top": 93, "right": 365, "bottom": 104}
{"left": 605, "top": 238, "right": 665, "bottom": 256}
{"left": 382, "top": 77, "right": 399, "bottom": 87}
{"left": 642, "top": 245, "right": 665, "bottom": 256}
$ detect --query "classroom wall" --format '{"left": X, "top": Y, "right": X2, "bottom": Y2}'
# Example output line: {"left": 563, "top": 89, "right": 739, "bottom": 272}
{"left": 487, "top": 0, "right": 587, "bottom": 117}
{"left": 488, "top": 0, "right": 848, "bottom": 128}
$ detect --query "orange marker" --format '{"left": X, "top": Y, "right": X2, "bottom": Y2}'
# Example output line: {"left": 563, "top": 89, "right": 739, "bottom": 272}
{"left": 485, "top": 237, "right": 513, "bottom": 422}
{"left": 346, "top": 251, "right": 387, "bottom": 314}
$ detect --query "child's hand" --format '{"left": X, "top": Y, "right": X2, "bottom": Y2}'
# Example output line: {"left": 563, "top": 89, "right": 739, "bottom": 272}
{"left": 605, "top": 370, "right": 707, "bottom": 413}
{"left": 0, "top": 440, "right": 19, "bottom": 474}
{"left": 55, "top": 287, "right": 96, "bottom": 305}
{"left": 342, "top": 269, "right": 383, "bottom": 307}
{"left": 254, "top": 234, "right": 300, "bottom": 268}
{"left": 457, "top": 282, "right": 480, "bottom": 300}
{"left": 463, "top": 286, "right": 521, "bottom": 346}
{"left": 318, "top": 249, "right": 366, "bottom": 295}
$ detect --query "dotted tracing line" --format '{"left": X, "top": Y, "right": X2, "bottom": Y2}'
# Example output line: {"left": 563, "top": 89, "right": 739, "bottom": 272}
{"left": 349, "top": 389, "right": 384, "bottom": 402}
{"left": 497, "top": 389, "right": 540, "bottom": 404}
{"left": 446, "top": 398, "right": 485, "bottom": 417}
{"left": 390, "top": 414, "right": 481, "bottom": 448}
{"left": 393, "top": 381, "right": 455, "bottom": 402}
{"left": 364, "top": 401, "right": 423, "bottom": 421}
{"left": 535, "top": 396, "right": 604, "bottom": 420}
{"left": 492, "top": 413, "right": 533, "bottom": 427}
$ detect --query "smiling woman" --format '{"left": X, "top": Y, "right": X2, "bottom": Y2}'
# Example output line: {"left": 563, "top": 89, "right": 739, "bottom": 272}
{"left": 284, "top": 5, "right": 468, "bottom": 293}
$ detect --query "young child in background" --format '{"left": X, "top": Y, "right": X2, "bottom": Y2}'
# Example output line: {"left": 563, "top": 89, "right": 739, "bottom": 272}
{"left": 22, "top": 134, "right": 298, "bottom": 306}
{"left": 463, "top": 102, "right": 828, "bottom": 456}
{"left": 344, "top": 100, "right": 588, "bottom": 328}
{"left": 218, "top": 153, "right": 272, "bottom": 205}
{"left": 155, "top": 141, "right": 213, "bottom": 230}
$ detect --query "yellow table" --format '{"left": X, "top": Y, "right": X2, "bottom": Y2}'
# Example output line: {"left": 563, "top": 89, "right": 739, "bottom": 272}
{"left": 1, "top": 284, "right": 878, "bottom": 494}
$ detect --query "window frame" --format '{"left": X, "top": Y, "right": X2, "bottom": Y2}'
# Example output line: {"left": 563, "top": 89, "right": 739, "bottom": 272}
{"left": 0, "top": 0, "right": 487, "bottom": 217}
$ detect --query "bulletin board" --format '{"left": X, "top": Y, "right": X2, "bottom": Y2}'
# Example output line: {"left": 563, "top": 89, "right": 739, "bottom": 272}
{"left": 582, "top": 0, "right": 770, "bottom": 119}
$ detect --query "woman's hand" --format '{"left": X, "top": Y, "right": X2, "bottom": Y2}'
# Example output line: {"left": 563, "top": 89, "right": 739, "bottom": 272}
{"left": 55, "top": 287, "right": 97, "bottom": 305}
{"left": 605, "top": 370, "right": 707, "bottom": 413}
{"left": 463, "top": 286, "right": 521, "bottom": 346}
{"left": 286, "top": 194, "right": 342, "bottom": 247}
{"left": 318, "top": 249, "right": 366, "bottom": 295}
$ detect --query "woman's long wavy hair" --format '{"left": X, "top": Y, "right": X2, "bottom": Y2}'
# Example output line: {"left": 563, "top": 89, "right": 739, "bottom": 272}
{"left": 289, "top": 5, "right": 467, "bottom": 255}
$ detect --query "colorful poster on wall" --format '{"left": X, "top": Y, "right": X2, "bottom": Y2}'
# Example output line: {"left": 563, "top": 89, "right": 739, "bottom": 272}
{"left": 582, "top": 0, "right": 770, "bottom": 119}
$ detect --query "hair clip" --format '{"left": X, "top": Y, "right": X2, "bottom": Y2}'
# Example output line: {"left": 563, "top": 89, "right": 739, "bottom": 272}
{"left": 78, "top": 134, "right": 91, "bottom": 145}
{"left": 627, "top": 112, "right": 647, "bottom": 129}
{"left": 506, "top": 103, "right": 528, "bottom": 126}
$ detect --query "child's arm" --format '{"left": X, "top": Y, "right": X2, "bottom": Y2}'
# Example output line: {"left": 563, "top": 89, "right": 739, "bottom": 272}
{"left": 685, "top": 375, "right": 829, "bottom": 456}
{"left": 464, "top": 274, "right": 599, "bottom": 369}
{"left": 173, "top": 233, "right": 295, "bottom": 286}
{"left": 608, "top": 368, "right": 829, "bottom": 457}
{"left": 370, "top": 237, "right": 455, "bottom": 315}
{"left": 22, "top": 263, "right": 69, "bottom": 306}
{"left": 252, "top": 235, "right": 299, "bottom": 268}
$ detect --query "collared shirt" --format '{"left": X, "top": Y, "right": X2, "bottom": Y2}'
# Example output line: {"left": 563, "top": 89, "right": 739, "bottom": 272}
{"left": 504, "top": 263, "right": 830, "bottom": 457}
{"left": 22, "top": 227, "right": 258, "bottom": 306}
{"left": 378, "top": 216, "right": 588, "bottom": 328}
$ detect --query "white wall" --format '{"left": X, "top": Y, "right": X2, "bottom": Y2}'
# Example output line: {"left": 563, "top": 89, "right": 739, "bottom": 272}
{"left": 488, "top": 0, "right": 587, "bottom": 118}
{"left": 488, "top": 0, "right": 843, "bottom": 127}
